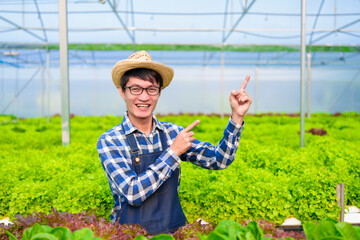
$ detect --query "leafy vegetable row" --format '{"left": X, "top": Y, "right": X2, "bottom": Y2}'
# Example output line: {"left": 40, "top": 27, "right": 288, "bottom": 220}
{"left": 0, "top": 113, "right": 359, "bottom": 225}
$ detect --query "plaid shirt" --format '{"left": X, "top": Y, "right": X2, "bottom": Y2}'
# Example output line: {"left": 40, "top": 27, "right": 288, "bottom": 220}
{"left": 97, "top": 112, "right": 243, "bottom": 223}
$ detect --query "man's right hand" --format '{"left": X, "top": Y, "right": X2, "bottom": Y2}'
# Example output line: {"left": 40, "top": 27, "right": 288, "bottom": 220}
{"left": 170, "top": 120, "right": 200, "bottom": 156}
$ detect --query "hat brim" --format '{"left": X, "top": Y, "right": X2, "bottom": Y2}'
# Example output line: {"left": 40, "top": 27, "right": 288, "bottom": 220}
{"left": 111, "top": 59, "right": 174, "bottom": 89}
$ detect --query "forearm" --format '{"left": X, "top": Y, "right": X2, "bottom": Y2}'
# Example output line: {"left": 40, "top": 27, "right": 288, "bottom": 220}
{"left": 183, "top": 117, "right": 243, "bottom": 169}
{"left": 231, "top": 112, "right": 245, "bottom": 126}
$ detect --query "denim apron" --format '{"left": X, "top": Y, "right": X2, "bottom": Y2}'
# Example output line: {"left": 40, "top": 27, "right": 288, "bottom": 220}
{"left": 116, "top": 131, "right": 187, "bottom": 235}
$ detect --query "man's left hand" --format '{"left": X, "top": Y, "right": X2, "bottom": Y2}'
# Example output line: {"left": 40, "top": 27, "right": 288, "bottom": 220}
{"left": 229, "top": 74, "right": 252, "bottom": 125}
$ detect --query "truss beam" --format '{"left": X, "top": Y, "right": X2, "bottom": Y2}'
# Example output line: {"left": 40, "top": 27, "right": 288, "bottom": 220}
{"left": 311, "top": 18, "right": 360, "bottom": 44}
{"left": 0, "top": 16, "right": 45, "bottom": 42}
{"left": 106, "top": 0, "right": 135, "bottom": 44}
{"left": 33, "top": 0, "right": 48, "bottom": 43}
{"left": 1, "top": 68, "right": 40, "bottom": 114}
{"left": 309, "top": 0, "right": 325, "bottom": 45}
{"left": 222, "top": 0, "right": 256, "bottom": 43}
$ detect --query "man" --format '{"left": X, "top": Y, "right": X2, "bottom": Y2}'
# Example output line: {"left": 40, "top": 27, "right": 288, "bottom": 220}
{"left": 97, "top": 50, "right": 252, "bottom": 235}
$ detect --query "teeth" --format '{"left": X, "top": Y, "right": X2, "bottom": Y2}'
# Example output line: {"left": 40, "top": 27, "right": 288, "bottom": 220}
{"left": 136, "top": 104, "right": 150, "bottom": 108}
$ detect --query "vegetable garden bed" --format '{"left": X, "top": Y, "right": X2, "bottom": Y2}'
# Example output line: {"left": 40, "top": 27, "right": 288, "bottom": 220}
{"left": 0, "top": 113, "right": 359, "bottom": 239}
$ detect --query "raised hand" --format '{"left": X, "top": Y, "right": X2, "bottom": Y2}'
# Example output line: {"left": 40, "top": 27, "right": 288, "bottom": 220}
{"left": 170, "top": 120, "right": 200, "bottom": 156}
{"left": 229, "top": 74, "right": 252, "bottom": 125}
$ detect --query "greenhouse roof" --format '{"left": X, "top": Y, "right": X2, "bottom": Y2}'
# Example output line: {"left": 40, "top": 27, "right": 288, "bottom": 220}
{"left": 0, "top": 0, "right": 359, "bottom": 46}
{"left": 1, "top": 0, "right": 359, "bottom": 68}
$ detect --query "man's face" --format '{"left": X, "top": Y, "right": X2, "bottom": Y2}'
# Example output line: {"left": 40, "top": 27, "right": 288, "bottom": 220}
{"left": 119, "top": 76, "right": 161, "bottom": 123}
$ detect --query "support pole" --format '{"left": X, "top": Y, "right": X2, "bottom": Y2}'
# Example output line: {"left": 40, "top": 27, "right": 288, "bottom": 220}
{"left": 255, "top": 67, "right": 259, "bottom": 113}
{"left": 1, "top": 65, "right": 4, "bottom": 110}
{"left": 59, "top": 0, "right": 70, "bottom": 146}
{"left": 336, "top": 183, "right": 345, "bottom": 222}
{"left": 46, "top": 48, "right": 50, "bottom": 122}
{"left": 40, "top": 66, "right": 44, "bottom": 118}
{"left": 130, "top": 0, "right": 136, "bottom": 50}
{"left": 15, "top": 66, "right": 19, "bottom": 116}
{"left": 300, "top": 0, "right": 306, "bottom": 148}
{"left": 93, "top": 56, "right": 97, "bottom": 115}
{"left": 307, "top": 52, "right": 311, "bottom": 118}
{"left": 22, "top": 0, "right": 25, "bottom": 27}
{"left": 201, "top": 66, "right": 206, "bottom": 113}
{"left": 220, "top": 47, "right": 225, "bottom": 119}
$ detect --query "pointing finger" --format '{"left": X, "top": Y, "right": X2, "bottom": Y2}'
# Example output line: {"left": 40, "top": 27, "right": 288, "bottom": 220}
{"left": 184, "top": 120, "right": 200, "bottom": 132}
{"left": 240, "top": 74, "right": 251, "bottom": 90}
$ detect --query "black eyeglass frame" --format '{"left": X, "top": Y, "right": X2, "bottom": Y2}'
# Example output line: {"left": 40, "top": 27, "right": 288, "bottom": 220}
{"left": 123, "top": 86, "right": 161, "bottom": 96}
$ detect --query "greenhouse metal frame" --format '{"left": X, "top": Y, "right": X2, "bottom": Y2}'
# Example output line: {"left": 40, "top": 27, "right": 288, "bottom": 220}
{"left": 1, "top": 0, "right": 359, "bottom": 146}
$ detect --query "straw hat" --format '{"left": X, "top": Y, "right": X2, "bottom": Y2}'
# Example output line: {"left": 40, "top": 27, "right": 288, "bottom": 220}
{"left": 111, "top": 50, "right": 174, "bottom": 89}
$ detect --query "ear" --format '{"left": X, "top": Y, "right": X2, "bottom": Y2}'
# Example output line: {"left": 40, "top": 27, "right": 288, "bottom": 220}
{"left": 118, "top": 87, "right": 126, "bottom": 100}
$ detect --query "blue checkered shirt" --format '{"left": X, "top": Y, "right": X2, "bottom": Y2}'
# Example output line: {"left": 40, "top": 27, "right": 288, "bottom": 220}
{"left": 97, "top": 112, "right": 243, "bottom": 223}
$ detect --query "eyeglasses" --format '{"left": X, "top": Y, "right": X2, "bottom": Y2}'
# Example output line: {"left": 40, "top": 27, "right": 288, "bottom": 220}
{"left": 124, "top": 86, "right": 161, "bottom": 96}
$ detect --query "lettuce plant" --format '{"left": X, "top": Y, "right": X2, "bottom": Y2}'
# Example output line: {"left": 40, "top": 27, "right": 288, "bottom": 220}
{"left": 6, "top": 223, "right": 103, "bottom": 240}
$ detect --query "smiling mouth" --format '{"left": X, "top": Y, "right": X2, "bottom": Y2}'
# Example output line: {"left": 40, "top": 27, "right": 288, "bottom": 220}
{"left": 136, "top": 104, "right": 150, "bottom": 108}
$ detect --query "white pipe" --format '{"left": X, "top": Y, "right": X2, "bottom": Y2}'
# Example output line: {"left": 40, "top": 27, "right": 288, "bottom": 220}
{"left": 307, "top": 52, "right": 311, "bottom": 118}
{"left": 255, "top": 67, "right": 259, "bottom": 113}
{"left": 59, "top": 0, "right": 70, "bottom": 146}
{"left": 300, "top": 0, "right": 306, "bottom": 147}
{"left": 41, "top": 66, "right": 44, "bottom": 118}
{"left": 220, "top": 47, "right": 225, "bottom": 119}
{"left": 46, "top": 48, "right": 50, "bottom": 122}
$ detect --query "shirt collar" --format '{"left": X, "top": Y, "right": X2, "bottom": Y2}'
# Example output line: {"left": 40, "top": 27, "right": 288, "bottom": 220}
{"left": 121, "top": 111, "right": 165, "bottom": 135}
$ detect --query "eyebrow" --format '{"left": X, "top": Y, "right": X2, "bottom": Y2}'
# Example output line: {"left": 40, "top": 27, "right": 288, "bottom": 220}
{"left": 128, "top": 84, "right": 158, "bottom": 88}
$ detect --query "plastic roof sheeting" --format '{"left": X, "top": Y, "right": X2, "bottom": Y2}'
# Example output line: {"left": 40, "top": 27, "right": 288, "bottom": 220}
{"left": 0, "top": 0, "right": 360, "bottom": 46}
{"left": 1, "top": 49, "right": 360, "bottom": 69}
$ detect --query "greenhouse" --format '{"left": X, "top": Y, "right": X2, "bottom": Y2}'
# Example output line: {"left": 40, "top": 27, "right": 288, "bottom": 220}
{"left": 1, "top": 0, "right": 360, "bottom": 239}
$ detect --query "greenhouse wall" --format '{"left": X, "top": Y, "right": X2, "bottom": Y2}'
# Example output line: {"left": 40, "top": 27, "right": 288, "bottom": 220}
{"left": 1, "top": 63, "right": 359, "bottom": 118}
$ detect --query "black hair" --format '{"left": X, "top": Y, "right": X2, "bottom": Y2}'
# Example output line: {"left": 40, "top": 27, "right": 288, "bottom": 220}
{"left": 120, "top": 68, "right": 163, "bottom": 89}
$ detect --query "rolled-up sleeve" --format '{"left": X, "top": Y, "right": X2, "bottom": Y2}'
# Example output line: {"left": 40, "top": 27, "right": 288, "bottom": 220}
{"left": 181, "top": 117, "right": 244, "bottom": 170}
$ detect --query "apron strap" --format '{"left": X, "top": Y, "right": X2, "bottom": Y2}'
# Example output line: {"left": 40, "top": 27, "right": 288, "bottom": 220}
{"left": 159, "top": 130, "right": 168, "bottom": 150}
{"left": 126, "top": 133, "right": 140, "bottom": 156}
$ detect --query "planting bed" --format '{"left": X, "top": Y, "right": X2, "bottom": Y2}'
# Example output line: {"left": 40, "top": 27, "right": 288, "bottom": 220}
{"left": 0, "top": 113, "right": 359, "bottom": 238}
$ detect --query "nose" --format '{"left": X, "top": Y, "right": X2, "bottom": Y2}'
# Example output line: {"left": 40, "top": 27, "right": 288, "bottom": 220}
{"left": 138, "top": 89, "right": 150, "bottom": 100}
